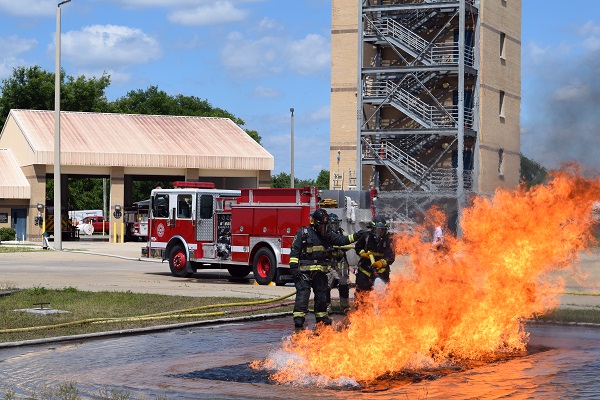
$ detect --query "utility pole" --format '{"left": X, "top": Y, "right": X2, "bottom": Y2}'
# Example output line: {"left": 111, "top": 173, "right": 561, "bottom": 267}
{"left": 53, "top": 0, "right": 72, "bottom": 250}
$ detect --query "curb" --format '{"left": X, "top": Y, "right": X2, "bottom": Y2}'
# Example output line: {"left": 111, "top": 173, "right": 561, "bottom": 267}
{"left": 0, "top": 312, "right": 291, "bottom": 349}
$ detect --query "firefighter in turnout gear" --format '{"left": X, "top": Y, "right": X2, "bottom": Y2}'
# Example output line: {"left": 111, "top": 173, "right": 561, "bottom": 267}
{"left": 289, "top": 208, "right": 363, "bottom": 330}
{"left": 325, "top": 212, "right": 352, "bottom": 314}
{"left": 354, "top": 215, "right": 395, "bottom": 293}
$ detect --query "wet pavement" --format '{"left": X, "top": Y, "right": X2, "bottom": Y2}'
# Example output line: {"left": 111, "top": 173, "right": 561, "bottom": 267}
{"left": 2, "top": 241, "right": 600, "bottom": 398}
{"left": 1, "top": 318, "right": 600, "bottom": 399}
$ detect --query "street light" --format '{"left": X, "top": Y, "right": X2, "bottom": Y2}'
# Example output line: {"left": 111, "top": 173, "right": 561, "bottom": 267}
{"left": 54, "top": 0, "right": 71, "bottom": 250}
{"left": 290, "top": 107, "right": 294, "bottom": 189}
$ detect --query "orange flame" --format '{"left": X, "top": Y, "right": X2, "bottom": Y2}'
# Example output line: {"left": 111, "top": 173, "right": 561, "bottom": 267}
{"left": 254, "top": 165, "right": 600, "bottom": 384}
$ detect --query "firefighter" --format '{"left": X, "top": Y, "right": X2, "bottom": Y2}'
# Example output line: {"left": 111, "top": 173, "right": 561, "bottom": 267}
{"left": 325, "top": 212, "right": 352, "bottom": 314}
{"left": 289, "top": 208, "right": 364, "bottom": 331}
{"left": 354, "top": 215, "right": 395, "bottom": 293}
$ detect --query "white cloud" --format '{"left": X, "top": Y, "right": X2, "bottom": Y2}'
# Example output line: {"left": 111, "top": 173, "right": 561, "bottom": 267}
{"left": 168, "top": 1, "right": 248, "bottom": 26}
{"left": 0, "top": 36, "right": 37, "bottom": 56}
{"left": 0, "top": 36, "right": 37, "bottom": 79}
{"left": 252, "top": 86, "right": 281, "bottom": 98}
{"left": 286, "top": 34, "right": 330, "bottom": 75}
{"left": 0, "top": 57, "right": 28, "bottom": 79}
{"left": 221, "top": 32, "right": 330, "bottom": 78}
{"left": 108, "top": 0, "right": 208, "bottom": 7}
{"left": 580, "top": 21, "right": 600, "bottom": 51}
{"left": 579, "top": 21, "right": 600, "bottom": 36}
{"left": 221, "top": 32, "right": 282, "bottom": 77}
{"left": 0, "top": 0, "right": 54, "bottom": 17}
{"left": 56, "top": 25, "right": 161, "bottom": 68}
{"left": 257, "top": 17, "right": 282, "bottom": 31}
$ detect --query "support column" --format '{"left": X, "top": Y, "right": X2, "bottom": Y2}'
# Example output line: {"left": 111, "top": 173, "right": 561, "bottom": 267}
{"left": 110, "top": 167, "right": 125, "bottom": 243}
{"left": 24, "top": 165, "right": 47, "bottom": 242}
{"left": 185, "top": 168, "right": 200, "bottom": 182}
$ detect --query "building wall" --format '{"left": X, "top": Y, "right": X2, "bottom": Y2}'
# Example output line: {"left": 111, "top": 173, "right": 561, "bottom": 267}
{"left": 330, "top": 0, "right": 359, "bottom": 190}
{"left": 477, "top": 0, "right": 521, "bottom": 194}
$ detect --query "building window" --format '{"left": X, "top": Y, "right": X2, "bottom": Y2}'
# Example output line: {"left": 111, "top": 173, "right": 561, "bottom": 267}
{"left": 500, "top": 32, "right": 506, "bottom": 59}
{"left": 499, "top": 90, "right": 506, "bottom": 118}
{"left": 498, "top": 149, "right": 505, "bottom": 179}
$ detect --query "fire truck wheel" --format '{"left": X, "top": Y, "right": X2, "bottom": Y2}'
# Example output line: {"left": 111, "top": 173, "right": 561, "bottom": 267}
{"left": 169, "top": 244, "right": 192, "bottom": 278}
{"left": 252, "top": 248, "right": 277, "bottom": 285}
{"left": 227, "top": 265, "right": 251, "bottom": 279}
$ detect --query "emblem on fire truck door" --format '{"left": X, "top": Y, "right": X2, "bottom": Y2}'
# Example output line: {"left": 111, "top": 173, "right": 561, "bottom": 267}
{"left": 157, "top": 223, "right": 165, "bottom": 238}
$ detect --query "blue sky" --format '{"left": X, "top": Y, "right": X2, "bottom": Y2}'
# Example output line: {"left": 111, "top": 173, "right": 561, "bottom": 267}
{"left": 1, "top": 1, "right": 599, "bottom": 179}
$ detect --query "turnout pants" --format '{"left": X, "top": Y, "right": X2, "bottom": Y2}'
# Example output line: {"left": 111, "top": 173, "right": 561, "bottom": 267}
{"left": 292, "top": 271, "right": 331, "bottom": 327}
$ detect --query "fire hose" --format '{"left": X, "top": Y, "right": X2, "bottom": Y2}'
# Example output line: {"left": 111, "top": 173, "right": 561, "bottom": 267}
{"left": 0, "top": 291, "right": 297, "bottom": 334}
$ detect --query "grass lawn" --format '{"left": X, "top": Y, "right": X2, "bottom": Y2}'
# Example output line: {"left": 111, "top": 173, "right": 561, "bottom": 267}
{"left": 0, "top": 286, "right": 294, "bottom": 344}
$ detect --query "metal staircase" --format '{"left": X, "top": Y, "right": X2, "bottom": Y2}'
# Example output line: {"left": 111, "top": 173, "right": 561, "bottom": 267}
{"left": 358, "top": 0, "right": 479, "bottom": 223}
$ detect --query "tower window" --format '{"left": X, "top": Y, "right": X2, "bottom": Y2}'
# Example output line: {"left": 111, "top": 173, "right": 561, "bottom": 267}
{"left": 499, "top": 90, "right": 506, "bottom": 118}
{"left": 500, "top": 32, "right": 506, "bottom": 59}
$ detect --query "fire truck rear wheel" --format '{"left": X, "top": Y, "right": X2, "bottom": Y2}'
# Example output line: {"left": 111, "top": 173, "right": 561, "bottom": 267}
{"left": 169, "top": 244, "right": 192, "bottom": 278}
{"left": 252, "top": 248, "right": 277, "bottom": 285}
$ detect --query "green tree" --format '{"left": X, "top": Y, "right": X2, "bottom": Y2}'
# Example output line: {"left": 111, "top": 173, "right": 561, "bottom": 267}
{"left": 131, "top": 180, "right": 175, "bottom": 203}
{"left": 0, "top": 66, "right": 111, "bottom": 127}
{"left": 271, "top": 172, "right": 293, "bottom": 188}
{"left": 314, "top": 169, "right": 330, "bottom": 190}
{"left": 67, "top": 177, "right": 107, "bottom": 211}
{"left": 520, "top": 154, "right": 547, "bottom": 188}
{"left": 270, "top": 171, "right": 330, "bottom": 189}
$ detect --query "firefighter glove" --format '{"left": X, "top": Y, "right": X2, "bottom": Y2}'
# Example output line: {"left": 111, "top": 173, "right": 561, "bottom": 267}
{"left": 371, "top": 260, "right": 386, "bottom": 273}
{"left": 360, "top": 250, "right": 373, "bottom": 259}
{"left": 290, "top": 262, "right": 299, "bottom": 279}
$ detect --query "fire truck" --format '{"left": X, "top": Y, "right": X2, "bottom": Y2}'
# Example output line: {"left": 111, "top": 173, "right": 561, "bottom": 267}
{"left": 142, "top": 182, "right": 376, "bottom": 285}
{"left": 124, "top": 199, "right": 149, "bottom": 241}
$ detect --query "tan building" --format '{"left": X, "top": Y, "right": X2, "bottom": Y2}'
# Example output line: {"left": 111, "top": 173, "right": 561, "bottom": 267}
{"left": 0, "top": 110, "right": 273, "bottom": 242}
{"left": 330, "top": 0, "right": 521, "bottom": 227}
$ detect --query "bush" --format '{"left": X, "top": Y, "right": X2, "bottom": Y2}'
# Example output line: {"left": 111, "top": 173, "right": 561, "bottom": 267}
{"left": 0, "top": 227, "right": 16, "bottom": 241}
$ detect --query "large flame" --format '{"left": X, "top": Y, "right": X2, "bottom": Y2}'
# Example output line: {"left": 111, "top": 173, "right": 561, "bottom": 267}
{"left": 253, "top": 165, "right": 600, "bottom": 384}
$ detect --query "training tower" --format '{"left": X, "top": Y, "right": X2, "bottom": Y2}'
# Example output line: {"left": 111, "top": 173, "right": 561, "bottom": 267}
{"left": 330, "top": 0, "right": 521, "bottom": 230}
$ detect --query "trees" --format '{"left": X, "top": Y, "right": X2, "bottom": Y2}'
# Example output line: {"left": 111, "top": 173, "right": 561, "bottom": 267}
{"left": 270, "top": 170, "right": 330, "bottom": 190}
{"left": 520, "top": 154, "right": 547, "bottom": 188}
{"left": 0, "top": 67, "right": 260, "bottom": 144}
{"left": 0, "top": 66, "right": 110, "bottom": 128}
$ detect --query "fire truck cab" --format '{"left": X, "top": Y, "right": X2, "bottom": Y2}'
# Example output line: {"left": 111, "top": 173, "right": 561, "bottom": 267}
{"left": 143, "top": 182, "right": 376, "bottom": 285}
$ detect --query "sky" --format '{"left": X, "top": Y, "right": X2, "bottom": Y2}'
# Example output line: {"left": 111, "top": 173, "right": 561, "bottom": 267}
{"left": 1, "top": 0, "right": 599, "bottom": 180}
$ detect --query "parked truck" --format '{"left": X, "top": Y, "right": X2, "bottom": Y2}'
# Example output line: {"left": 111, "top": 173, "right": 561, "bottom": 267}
{"left": 79, "top": 215, "right": 110, "bottom": 235}
{"left": 142, "top": 182, "right": 376, "bottom": 285}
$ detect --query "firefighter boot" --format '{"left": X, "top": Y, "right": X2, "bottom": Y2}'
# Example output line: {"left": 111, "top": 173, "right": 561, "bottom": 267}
{"left": 315, "top": 316, "right": 332, "bottom": 326}
{"left": 294, "top": 317, "right": 305, "bottom": 332}
{"left": 340, "top": 297, "right": 350, "bottom": 315}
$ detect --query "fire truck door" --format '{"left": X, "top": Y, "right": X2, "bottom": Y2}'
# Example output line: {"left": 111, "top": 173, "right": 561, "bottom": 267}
{"left": 196, "top": 194, "right": 215, "bottom": 241}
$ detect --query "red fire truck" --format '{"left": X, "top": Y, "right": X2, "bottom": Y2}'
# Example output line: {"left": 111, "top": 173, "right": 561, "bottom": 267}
{"left": 142, "top": 182, "right": 376, "bottom": 285}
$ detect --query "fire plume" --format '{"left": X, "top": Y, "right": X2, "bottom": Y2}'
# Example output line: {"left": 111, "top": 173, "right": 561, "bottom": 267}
{"left": 254, "top": 165, "right": 600, "bottom": 385}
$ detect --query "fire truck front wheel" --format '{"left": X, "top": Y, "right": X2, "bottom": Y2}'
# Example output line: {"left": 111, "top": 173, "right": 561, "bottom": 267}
{"left": 227, "top": 265, "right": 251, "bottom": 279}
{"left": 169, "top": 244, "right": 193, "bottom": 278}
{"left": 252, "top": 248, "right": 277, "bottom": 285}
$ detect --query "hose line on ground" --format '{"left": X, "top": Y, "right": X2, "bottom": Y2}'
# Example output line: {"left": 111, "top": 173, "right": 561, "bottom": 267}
{"left": 0, "top": 290, "right": 297, "bottom": 335}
